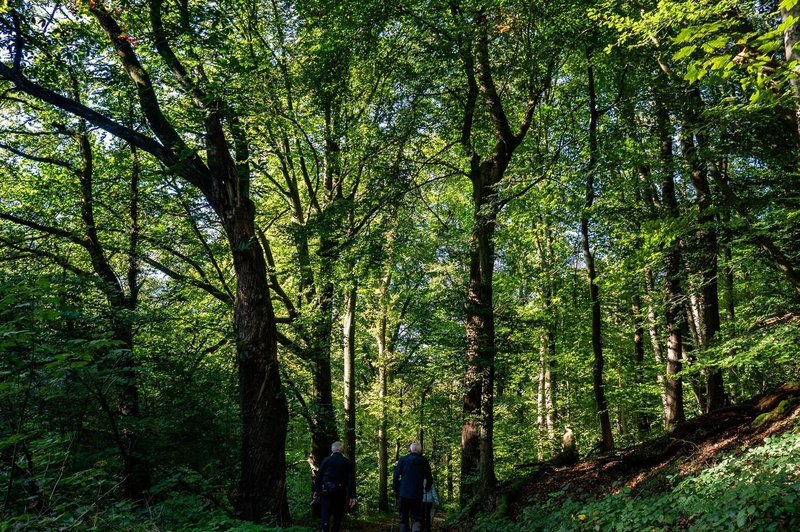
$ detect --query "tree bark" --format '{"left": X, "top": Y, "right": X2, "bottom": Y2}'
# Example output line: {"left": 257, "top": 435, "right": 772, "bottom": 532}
{"left": 682, "top": 88, "right": 726, "bottom": 412}
{"left": 537, "top": 326, "right": 556, "bottom": 459}
{"left": 374, "top": 263, "right": 392, "bottom": 513}
{"left": 536, "top": 350, "right": 546, "bottom": 462}
{"left": 655, "top": 89, "right": 686, "bottom": 430}
{"left": 462, "top": 167, "right": 499, "bottom": 505}
{"left": 377, "top": 360, "right": 389, "bottom": 512}
{"left": 644, "top": 269, "right": 669, "bottom": 419}
{"left": 309, "top": 279, "right": 339, "bottom": 486}
{"left": 537, "top": 221, "right": 558, "bottom": 453}
{"left": 782, "top": 1, "right": 800, "bottom": 141}
{"left": 343, "top": 283, "right": 357, "bottom": 467}
{"left": 584, "top": 47, "right": 614, "bottom": 451}
{"left": 632, "top": 295, "right": 651, "bottom": 437}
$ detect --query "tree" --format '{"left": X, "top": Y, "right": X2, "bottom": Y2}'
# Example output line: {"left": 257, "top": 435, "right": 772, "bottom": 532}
{"left": 583, "top": 43, "right": 614, "bottom": 450}
{"left": 0, "top": 96, "right": 148, "bottom": 498}
{"left": 0, "top": 2, "right": 288, "bottom": 521}
{"left": 421, "top": 1, "right": 560, "bottom": 508}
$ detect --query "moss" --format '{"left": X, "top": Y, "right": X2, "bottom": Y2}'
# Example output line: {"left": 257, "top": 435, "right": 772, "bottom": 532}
{"left": 753, "top": 399, "right": 792, "bottom": 428}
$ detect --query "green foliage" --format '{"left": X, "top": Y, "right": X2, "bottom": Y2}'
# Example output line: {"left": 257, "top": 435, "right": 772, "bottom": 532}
{"left": 1, "top": 0, "right": 800, "bottom": 528}
{"left": 472, "top": 428, "right": 800, "bottom": 531}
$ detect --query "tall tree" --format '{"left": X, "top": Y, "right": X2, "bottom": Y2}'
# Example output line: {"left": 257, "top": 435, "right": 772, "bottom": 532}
{"left": 0, "top": 3, "right": 289, "bottom": 521}
{"left": 655, "top": 84, "right": 687, "bottom": 429}
{"left": 342, "top": 281, "right": 358, "bottom": 462}
{"left": 444, "top": 3, "right": 553, "bottom": 506}
{"left": 583, "top": 45, "right": 614, "bottom": 450}
{"left": 680, "top": 87, "right": 726, "bottom": 411}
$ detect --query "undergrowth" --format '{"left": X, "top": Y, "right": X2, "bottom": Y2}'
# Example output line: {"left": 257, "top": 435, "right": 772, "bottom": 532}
{"left": 474, "top": 428, "right": 800, "bottom": 531}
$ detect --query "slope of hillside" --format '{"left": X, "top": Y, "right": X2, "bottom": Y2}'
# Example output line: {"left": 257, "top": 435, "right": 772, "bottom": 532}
{"left": 476, "top": 384, "right": 800, "bottom": 531}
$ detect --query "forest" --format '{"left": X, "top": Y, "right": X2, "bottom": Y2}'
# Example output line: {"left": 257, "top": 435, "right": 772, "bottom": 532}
{"left": 0, "top": 0, "right": 799, "bottom": 530}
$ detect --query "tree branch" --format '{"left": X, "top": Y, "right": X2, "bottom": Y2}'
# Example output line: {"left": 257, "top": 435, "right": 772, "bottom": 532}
{"left": 257, "top": 229, "right": 297, "bottom": 321}
{"left": 0, "top": 142, "right": 74, "bottom": 170}
{"left": 140, "top": 255, "right": 233, "bottom": 304}
{"left": 0, "top": 61, "right": 182, "bottom": 172}
{"left": 0, "top": 211, "right": 86, "bottom": 248}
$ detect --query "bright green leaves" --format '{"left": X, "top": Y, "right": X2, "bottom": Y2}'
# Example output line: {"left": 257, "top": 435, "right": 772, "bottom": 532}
{"left": 667, "top": 2, "right": 799, "bottom": 104}
{"left": 674, "top": 45, "right": 697, "bottom": 60}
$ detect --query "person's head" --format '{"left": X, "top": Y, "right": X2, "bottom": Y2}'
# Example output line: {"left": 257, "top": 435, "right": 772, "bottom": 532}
{"left": 331, "top": 441, "right": 344, "bottom": 454}
{"left": 408, "top": 441, "right": 422, "bottom": 454}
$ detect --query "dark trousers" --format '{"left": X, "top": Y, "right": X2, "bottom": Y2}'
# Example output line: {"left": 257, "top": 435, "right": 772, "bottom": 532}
{"left": 422, "top": 501, "right": 434, "bottom": 531}
{"left": 319, "top": 491, "right": 346, "bottom": 532}
{"left": 399, "top": 496, "right": 424, "bottom": 532}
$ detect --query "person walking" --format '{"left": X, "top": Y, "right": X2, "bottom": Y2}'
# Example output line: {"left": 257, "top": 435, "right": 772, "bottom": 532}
{"left": 314, "top": 441, "right": 356, "bottom": 532}
{"left": 393, "top": 441, "right": 433, "bottom": 532}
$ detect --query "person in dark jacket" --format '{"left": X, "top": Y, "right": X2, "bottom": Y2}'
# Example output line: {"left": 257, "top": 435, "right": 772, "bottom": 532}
{"left": 393, "top": 442, "right": 434, "bottom": 532}
{"left": 314, "top": 441, "right": 356, "bottom": 532}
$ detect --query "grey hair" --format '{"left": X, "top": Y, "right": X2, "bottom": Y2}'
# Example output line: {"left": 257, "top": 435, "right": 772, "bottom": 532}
{"left": 409, "top": 441, "right": 422, "bottom": 453}
{"left": 331, "top": 441, "right": 344, "bottom": 453}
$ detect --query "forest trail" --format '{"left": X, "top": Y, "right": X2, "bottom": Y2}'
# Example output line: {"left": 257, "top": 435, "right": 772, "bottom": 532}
{"left": 502, "top": 383, "right": 800, "bottom": 521}
{"left": 296, "top": 513, "right": 443, "bottom": 531}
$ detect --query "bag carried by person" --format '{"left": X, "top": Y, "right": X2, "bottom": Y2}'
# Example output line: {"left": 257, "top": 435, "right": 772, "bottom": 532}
{"left": 422, "top": 484, "right": 440, "bottom": 505}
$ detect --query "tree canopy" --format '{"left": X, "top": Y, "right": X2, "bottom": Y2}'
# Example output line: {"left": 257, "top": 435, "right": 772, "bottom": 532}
{"left": 1, "top": 0, "right": 798, "bottom": 529}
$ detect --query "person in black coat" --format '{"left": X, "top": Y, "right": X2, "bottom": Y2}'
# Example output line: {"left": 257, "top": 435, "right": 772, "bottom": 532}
{"left": 314, "top": 441, "right": 356, "bottom": 532}
{"left": 393, "top": 442, "right": 434, "bottom": 532}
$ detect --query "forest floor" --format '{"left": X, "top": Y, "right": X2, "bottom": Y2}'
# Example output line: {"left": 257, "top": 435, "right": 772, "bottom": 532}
{"left": 502, "top": 382, "right": 800, "bottom": 522}
{"left": 307, "top": 384, "right": 799, "bottom": 531}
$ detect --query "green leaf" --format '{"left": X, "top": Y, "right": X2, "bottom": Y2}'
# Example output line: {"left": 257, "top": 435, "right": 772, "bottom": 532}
{"left": 673, "top": 45, "right": 697, "bottom": 60}
{"left": 675, "top": 27, "right": 698, "bottom": 44}
{"left": 705, "top": 55, "right": 732, "bottom": 71}
{"left": 702, "top": 36, "right": 728, "bottom": 52}
{"left": 737, "top": 509, "right": 747, "bottom": 527}
{"left": 685, "top": 63, "right": 705, "bottom": 83}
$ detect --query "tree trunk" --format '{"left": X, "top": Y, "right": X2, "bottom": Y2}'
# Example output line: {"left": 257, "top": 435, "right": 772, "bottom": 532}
{"left": 584, "top": 48, "right": 614, "bottom": 451}
{"left": 377, "top": 359, "right": 389, "bottom": 512}
{"left": 76, "top": 118, "right": 149, "bottom": 501}
{"left": 462, "top": 162, "right": 499, "bottom": 508}
{"left": 782, "top": 1, "right": 800, "bottom": 142}
{"left": 308, "top": 99, "right": 346, "bottom": 481}
{"left": 536, "top": 339, "right": 546, "bottom": 462}
{"left": 632, "top": 295, "right": 651, "bottom": 437}
{"left": 538, "top": 222, "right": 558, "bottom": 452}
{"left": 544, "top": 339, "right": 556, "bottom": 448}
{"left": 681, "top": 89, "right": 726, "bottom": 411}
{"left": 224, "top": 201, "right": 289, "bottom": 523}
{"left": 374, "top": 265, "right": 392, "bottom": 513}
{"left": 655, "top": 91, "right": 686, "bottom": 430}
{"left": 644, "top": 269, "right": 669, "bottom": 420}
{"left": 343, "top": 283, "right": 357, "bottom": 466}
{"left": 308, "top": 256, "right": 339, "bottom": 487}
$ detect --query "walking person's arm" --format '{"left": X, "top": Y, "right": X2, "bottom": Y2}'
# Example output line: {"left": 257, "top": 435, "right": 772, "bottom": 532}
{"left": 392, "top": 458, "right": 402, "bottom": 496}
